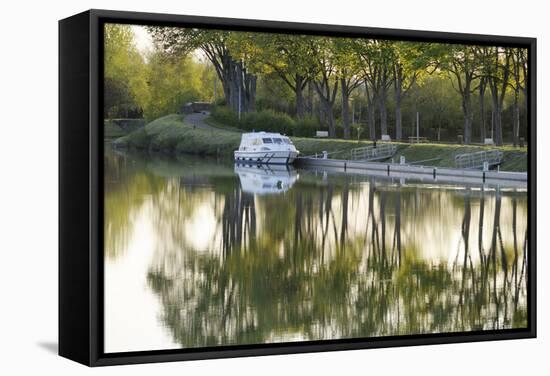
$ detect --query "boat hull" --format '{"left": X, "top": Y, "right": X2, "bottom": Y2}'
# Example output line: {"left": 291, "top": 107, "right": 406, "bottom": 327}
{"left": 234, "top": 150, "right": 299, "bottom": 165}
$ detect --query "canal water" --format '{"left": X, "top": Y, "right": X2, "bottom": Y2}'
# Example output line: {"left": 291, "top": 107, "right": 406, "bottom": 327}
{"left": 104, "top": 147, "right": 528, "bottom": 353}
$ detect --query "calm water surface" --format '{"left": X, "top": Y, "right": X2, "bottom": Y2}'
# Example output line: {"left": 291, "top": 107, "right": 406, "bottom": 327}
{"left": 104, "top": 147, "right": 528, "bottom": 353}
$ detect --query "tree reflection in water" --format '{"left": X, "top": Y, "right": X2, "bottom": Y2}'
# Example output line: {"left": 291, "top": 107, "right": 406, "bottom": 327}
{"left": 105, "top": 150, "right": 528, "bottom": 349}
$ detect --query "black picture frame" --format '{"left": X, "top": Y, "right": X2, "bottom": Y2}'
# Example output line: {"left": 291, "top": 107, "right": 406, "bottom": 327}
{"left": 59, "top": 8, "right": 537, "bottom": 367}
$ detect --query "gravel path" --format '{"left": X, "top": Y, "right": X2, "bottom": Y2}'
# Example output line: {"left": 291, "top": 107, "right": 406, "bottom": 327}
{"left": 184, "top": 112, "right": 217, "bottom": 130}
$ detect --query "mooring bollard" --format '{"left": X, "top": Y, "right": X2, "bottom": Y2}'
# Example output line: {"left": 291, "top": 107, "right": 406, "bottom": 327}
{"left": 400, "top": 156, "right": 406, "bottom": 165}
{"left": 322, "top": 150, "right": 328, "bottom": 159}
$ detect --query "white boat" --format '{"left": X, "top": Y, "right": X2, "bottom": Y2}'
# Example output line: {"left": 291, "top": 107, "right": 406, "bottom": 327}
{"left": 234, "top": 132, "right": 299, "bottom": 165}
{"left": 235, "top": 164, "right": 299, "bottom": 195}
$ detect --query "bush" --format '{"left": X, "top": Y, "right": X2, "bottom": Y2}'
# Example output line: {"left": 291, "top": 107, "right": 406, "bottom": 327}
{"left": 241, "top": 110, "right": 295, "bottom": 135}
{"left": 211, "top": 106, "right": 239, "bottom": 127}
{"left": 211, "top": 106, "right": 320, "bottom": 136}
{"left": 211, "top": 107, "right": 356, "bottom": 139}
{"left": 293, "top": 116, "right": 321, "bottom": 137}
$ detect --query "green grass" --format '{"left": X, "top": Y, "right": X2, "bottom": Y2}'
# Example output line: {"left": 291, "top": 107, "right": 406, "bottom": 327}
{"left": 114, "top": 114, "right": 527, "bottom": 172}
{"left": 104, "top": 120, "right": 127, "bottom": 138}
{"left": 115, "top": 114, "right": 242, "bottom": 155}
{"left": 104, "top": 119, "right": 146, "bottom": 138}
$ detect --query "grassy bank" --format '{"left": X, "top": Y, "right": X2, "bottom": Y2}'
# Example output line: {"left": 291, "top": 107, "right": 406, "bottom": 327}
{"left": 114, "top": 114, "right": 527, "bottom": 172}
{"left": 104, "top": 119, "right": 146, "bottom": 138}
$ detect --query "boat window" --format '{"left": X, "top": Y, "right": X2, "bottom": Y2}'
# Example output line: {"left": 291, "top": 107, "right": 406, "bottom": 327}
{"left": 283, "top": 138, "right": 292, "bottom": 144}
{"left": 273, "top": 138, "right": 283, "bottom": 144}
{"left": 252, "top": 139, "right": 261, "bottom": 146}
{"left": 262, "top": 138, "right": 273, "bottom": 143}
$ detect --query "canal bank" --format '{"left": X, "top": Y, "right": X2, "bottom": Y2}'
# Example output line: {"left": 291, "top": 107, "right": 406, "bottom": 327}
{"left": 113, "top": 114, "right": 528, "bottom": 172}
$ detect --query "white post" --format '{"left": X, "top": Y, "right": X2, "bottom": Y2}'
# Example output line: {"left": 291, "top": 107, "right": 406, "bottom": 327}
{"left": 416, "top": 112, "right": 419, "bottom": 142}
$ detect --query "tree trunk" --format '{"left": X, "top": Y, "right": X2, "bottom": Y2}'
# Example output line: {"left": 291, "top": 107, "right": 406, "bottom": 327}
{"left": 494, "top": 103, "right": 503, "bottom": 146}
{"left": 395, "top": 97, "right": 402, "bottom": 141}
{"left": 314, "top": 80, "right": 338, "bottom": 138}
{"left": 244, "top": 71, "right": 257, "bottom": 112}
{"left": 487, "top": 48, "right": 511, "bottom": 146}
{"left": 295, "top": 74, "right": 305, "bottom": 119}
{"left": 307, "top": 80, "right": 314, "bottom": 116}
{"left": 461, "top": 92, "right": 473, "bottom": 144}
{"left": 513, "top": 88, "right": 520, "bottom": 147}
{"left": 223, "top": 59, "right": 257, "bottom": 115}
{"left": 479, "top": 79, "right": 487, "bottom": 143}
{"left": 490, "top": 88, "right": 504, "bottom": 146}
{"left": 341, "top": 78, "right": 351, "bottom": 139}
{"left": 365, "top": 81, "right": 376, "bottom": 141}
{"left": 324, "top": 99, "right": 336, "bottom": 137}
{"left": 394, "top": 73, "right": 403, "bottom": 141}
{"left": 368, "top": 103, "right": 376, "bottom": 141}
{"left": 378, "top": 84, "right": 388, "bottom": 137}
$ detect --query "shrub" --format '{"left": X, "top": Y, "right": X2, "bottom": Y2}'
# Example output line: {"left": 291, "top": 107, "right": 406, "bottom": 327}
{"left": 293, "top": 117, "right": 321, "bottom": 137}
{"left": 212, "top": 107, "right": 296, "bottom": 135}
{"left": 211, "top": 106, "right": 239, "bottom": 127}
{"left": 241, "top": 110, "right": 295, "bottom": 135}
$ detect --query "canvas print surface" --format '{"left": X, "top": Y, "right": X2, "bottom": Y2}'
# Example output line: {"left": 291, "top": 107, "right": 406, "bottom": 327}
{"left": 103, "top": 22, "right": 529, "bottom": 353}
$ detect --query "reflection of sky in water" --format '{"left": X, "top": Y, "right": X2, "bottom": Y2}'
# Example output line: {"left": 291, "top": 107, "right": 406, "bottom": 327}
{"left": 105, "top": 201, "right": 178, "bottom": 352}
{"left": 104, "top": 151, "right": 528, "bottom": 353}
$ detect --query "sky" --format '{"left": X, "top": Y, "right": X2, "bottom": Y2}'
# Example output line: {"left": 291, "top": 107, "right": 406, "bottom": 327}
{"left": 131, "top": 25, "right": 154, "bottom": 55}
{"left": 130, "top": 24, "right": 208, "bottom": 63}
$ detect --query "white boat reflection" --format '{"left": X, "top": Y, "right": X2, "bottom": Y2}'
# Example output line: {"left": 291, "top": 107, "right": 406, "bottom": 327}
{"left": 235, "top": 163, "right": 299, "bottom": 195}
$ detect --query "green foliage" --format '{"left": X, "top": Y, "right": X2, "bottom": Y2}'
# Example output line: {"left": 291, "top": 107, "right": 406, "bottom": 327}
{"left": 143, "top": 54, "right": 201, "bottom": 120}
{"left": 211, "top": 107, "right": 297, "bottom": 135}
{"left": 104, "top": 24, "right": 218, "bottom": 121}
{"left": 105, "top": 25, "right": 529, "bottom": 145}
{"left": 104, "top": 24, "right": 148, "bottom": 118}
{"left": 211, "top": 106, "right": 325, "bottom": 137}
{"left": 240, "top": 110, "right": 296, "bottom": 134}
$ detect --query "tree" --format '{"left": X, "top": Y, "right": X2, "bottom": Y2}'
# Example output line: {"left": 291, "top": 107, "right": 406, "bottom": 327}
{"left": 438, "top": 45, "right": 482, "bottom": 144}
{"left": 478, "top": 46, "right": 512, "bottom": 146}
{"left": 391, "top": 42, "right": 432, "bottom": 140}
{"left": 332, "top": 39, "right": 364, "bottom": 139}
{"left": 478, "top": 76, "right": 488, "bottom": 142}
{"left": 355, "top": 40, "right": 393, "bottom": 139}
{"left": 147, "top": 27, "right": 257, "bottom": 114}
{"left": 142, "top": 53, "right": 205, "bottom": 120}
{"left": 104, "top": 24, "right": 148, "bottom": 118}
{"left": 309, "top": 37, "right": 339, "bottom": 137}
{"left": 232, "top": 34, "right": 316, "bottom": 119}
{"left": 510, "top": 48, "right": 528, "bottom": 146}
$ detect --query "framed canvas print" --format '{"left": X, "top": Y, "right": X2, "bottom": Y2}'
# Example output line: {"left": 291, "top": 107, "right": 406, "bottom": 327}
{"left": 59, "top": 9, "right": 536, "bottom": 366}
